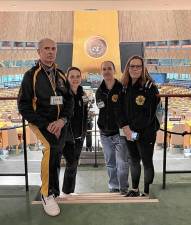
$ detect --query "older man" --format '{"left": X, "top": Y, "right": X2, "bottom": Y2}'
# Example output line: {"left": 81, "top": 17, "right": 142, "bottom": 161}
{"left": 18, "top": 38, "right": 73, "bottom": 216}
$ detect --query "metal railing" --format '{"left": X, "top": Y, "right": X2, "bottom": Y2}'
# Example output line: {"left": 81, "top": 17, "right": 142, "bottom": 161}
{"left": 159, "top": 94, "right": 191, "bottom": 189}
{"left": 1, "top": 94, "right": 191, "bottom": 191}
{"left": 0, "top": 97, "right": 29, "bottom": 191}
{"left": 0, "top": 98, "right": 101, "bottom": 192}
{"left": 82, "top": 113, "right": 102, "bottom": 167}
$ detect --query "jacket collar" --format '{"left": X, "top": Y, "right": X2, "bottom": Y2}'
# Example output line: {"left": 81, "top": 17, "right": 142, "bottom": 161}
{"left": 100, "top": 79, "right": 120, "bottom": 92}
{"left": 70, "top": 85, "right": 84, "bottom": 96}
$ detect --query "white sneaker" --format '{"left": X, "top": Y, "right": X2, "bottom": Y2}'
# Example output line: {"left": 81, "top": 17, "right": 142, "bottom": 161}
{"left": 58, "top": 192, "right": 78, "bottom": 200}
{"left": 70, "top": 193, "right": 78, "bottom": 196}
{"left": 41, "top": 194, "right": 60, "bottom": 216}
{"left": 59, "top": 192, "right": 69, "bottom": 198}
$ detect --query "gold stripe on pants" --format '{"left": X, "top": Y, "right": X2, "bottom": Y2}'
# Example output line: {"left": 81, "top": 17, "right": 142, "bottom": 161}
{"left": 29, "top": 124, "right": 50, "bottom": 197}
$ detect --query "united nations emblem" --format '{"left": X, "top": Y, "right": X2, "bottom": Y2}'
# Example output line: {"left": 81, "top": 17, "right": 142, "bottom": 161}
{"left": 135, "top": 95, "right": 145, "bottom": 105}
{"left": 85, "top": 36, "right": 107, "bottom": 58}
{"left": 112, "top": 94, "right": 118, "bottom": 102}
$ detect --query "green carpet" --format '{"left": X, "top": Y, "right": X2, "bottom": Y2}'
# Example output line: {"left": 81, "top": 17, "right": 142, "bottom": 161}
{"left": 0, "top": 172, "right": 191, "bottom": 225}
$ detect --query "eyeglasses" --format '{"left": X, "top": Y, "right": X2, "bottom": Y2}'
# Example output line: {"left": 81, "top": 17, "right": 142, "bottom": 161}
{"left": 129, "top": 65, "right": 142, "bottom": 70}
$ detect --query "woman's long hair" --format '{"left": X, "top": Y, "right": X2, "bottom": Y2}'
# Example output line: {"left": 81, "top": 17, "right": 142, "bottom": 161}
{"left": 121, "top": 55, "right": 154, "bottom": 87}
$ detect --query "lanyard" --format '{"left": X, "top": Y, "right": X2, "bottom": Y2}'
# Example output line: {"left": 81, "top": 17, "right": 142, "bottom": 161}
{"left": 41, "top": 64, "right": 57, "bottom": 95}
{"left": 47, "top": 72, "right": 56, "bottom": 94}
{"left": 41, "top": 64, "right": 61, "bottom": 119}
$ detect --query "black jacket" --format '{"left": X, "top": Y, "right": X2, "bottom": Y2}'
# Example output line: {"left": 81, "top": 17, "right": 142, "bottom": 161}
{"left": 70, "top": 85, "right": 88, "bottom": 139}
{"left": 119, "top": 79, "right": 160, "bottom": 141}
{"left": 96, "top": 79, "right": 122, "bottom": 135}
{"left": 18, "top": 62, "right": 74, "bottom": 129}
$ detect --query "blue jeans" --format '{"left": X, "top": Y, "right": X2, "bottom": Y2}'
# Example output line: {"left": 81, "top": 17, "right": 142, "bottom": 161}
{"left": 100, "top": 133, "right": 129, "bottom": 190}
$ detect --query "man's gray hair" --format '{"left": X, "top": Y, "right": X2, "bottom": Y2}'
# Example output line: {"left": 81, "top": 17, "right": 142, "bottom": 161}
{"left": 37, "top": 38, "right": 56, "bottom": 49}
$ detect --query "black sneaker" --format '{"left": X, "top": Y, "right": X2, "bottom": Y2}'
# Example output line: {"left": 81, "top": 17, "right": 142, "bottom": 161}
{"left": 120, "top": 189, "right": 128, "bottom": 195}
{"left": 109, "top": 188, "right": 120, "bottom": 193}
{"left": 125, "top": 190, "right": 140, "bottom": 197}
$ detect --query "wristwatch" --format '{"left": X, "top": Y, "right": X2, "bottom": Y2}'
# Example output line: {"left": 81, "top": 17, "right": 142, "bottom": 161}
{"left": 60, "top": 117, "right": 68, "bottom": 124}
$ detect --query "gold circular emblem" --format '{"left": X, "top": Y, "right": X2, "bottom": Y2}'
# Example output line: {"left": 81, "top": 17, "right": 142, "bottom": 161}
{"left": 135, "top": 95, "right": 145, "bottom": 105}
{"left": 85, "top": 36, "right": 107, "bottom": 58}
{"left": 112, "top": 94, "right": 118, "bottom": 102}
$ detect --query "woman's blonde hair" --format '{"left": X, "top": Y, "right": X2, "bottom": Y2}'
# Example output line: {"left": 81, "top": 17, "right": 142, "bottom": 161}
{"left": 121, "top": 55, "right": 153, "bottom": 87}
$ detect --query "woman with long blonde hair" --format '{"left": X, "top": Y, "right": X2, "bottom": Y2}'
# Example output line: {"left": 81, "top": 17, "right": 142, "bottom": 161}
{"left": 119, "top": 55, "right": 160, "bottom": 197}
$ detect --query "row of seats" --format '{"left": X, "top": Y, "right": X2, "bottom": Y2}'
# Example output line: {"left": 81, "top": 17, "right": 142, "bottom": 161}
{"left": 0, "top": 127, "right": 37, "bottom": 150}
{"left": 0, "top": 86, "right": 191, "bottom": 151}
{"left": 156, "top": 123, "right": 191, "bottom": 148}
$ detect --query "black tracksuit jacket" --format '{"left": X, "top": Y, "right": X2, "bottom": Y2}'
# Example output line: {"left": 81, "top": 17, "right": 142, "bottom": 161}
{"left": 119, "top": 79, "right": 160, "bottom": 142}
{"left": 70, "top": 85, "right": 88, "bottom": 139}
{"left": 96, "top": 79, "right": 122, "bottom": 136}
{"left": 18, "top": 62, "right": 74, "bottom": 128}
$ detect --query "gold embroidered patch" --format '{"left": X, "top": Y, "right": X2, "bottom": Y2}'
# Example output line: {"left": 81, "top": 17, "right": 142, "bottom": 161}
{"left": 112, "top": 94, "right": 118, "bottom": 102}
{"left": 135, "top": 95, "right": 145, "bottom": 105}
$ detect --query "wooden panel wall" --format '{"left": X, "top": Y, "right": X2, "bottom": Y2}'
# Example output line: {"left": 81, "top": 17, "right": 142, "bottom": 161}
{"left": 119, "top": 10, "right": 191, "bottom": 42}
{"left": 1, "top": 10, "right": 191, "bottom": 43}
{"left": 0, "top": 12, "right": 73, "bottom": 42}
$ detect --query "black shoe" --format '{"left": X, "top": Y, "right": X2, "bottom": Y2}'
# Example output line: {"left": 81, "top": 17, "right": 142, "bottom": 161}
{"left": 120, "top": 189, "right": 128, "bottom": 195}
{"left": 109, "top": 188, "right": 120, "bottom": 193}
{"left": 125, "top": 190, "right": 140, "bottom": 197}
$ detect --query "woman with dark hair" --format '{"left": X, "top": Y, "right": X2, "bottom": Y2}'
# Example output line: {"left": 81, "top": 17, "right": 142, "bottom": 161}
{"left": 119, "top": 55, "right": 160, "bottom": 197}
{"left": 62, "top": 66, "right": 88, "bottom": 195}
{"left": 96, "top": 61, "right": 129, "bottom": 195}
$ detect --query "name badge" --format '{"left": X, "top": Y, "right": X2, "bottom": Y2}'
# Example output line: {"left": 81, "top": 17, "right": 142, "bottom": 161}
{"left": 50, "top": 96, "right": 63, "bottom": 105}
{"left": 119, "top": 129, "right": 125, "bottom": 136}
{"left": 97, "top": 101, "right": 105, "bottom": 109}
